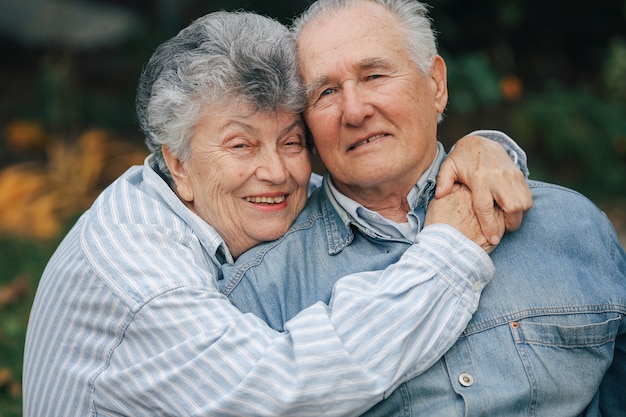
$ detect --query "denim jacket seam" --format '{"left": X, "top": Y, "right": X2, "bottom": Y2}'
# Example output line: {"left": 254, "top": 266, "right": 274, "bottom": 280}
{"left": 319, "top": 189, "right": 355, "bottom": 254}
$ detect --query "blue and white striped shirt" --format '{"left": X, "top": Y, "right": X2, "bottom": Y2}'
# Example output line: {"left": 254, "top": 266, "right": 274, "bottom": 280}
{"left": 23, "top": 155, "right": 494, "bottom": 416}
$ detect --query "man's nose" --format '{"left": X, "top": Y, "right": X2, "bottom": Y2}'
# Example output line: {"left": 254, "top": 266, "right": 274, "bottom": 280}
{"left": 341, "top": 82, "right": 374, "bottom": 127}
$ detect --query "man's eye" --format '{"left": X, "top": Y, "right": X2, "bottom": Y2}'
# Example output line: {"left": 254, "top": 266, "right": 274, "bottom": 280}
{"left": 320, "top": 88, "right": 334, "bottom": 97}
{"left": 366, "top": 74, "right": 382, "bottom": 81}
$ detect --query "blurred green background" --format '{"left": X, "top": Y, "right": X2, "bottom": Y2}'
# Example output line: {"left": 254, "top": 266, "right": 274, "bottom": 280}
{"left": 0, "top": 0, "right": 625, "bottom": 415}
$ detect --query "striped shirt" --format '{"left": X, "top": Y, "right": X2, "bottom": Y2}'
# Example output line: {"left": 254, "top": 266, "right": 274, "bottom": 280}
{"left": 23, "top": 155, "right": 494, "bottom": 416}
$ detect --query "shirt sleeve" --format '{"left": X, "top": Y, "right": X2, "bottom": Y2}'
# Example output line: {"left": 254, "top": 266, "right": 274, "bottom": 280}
{"left": 94, "top": 224, "right": 493, "bottom": 416}
{"left": 467, "top": 129, "right": 530, "bottom": 178}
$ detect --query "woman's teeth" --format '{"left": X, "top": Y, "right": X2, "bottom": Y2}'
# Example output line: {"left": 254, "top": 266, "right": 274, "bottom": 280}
{"left": 245, "top": 195, "right": 286, "bottom": 204}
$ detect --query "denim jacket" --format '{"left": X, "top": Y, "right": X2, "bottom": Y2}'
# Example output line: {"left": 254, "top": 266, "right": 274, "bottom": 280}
{"left": 222, "top": 165, "right": 626, "bottom": 416}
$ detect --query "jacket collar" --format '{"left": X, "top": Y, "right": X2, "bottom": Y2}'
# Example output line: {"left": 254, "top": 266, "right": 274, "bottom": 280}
{"left": 318, "top": 150, "right": 444, "bottom": 254}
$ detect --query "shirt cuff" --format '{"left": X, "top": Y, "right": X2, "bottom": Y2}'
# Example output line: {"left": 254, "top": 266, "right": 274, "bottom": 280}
{"left": 467, "top": 129, "right": 530, "bottom": 178}
{"left": 414, "top": 223, "right": 495, "bottom": 302}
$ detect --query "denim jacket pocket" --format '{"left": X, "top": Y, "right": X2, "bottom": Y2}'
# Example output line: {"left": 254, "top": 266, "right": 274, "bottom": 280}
{"left": 509, "top": 312, "right": 622, "bottom": 415}
{"left": 511, "top": 312, "right": 622, "bottom": 347}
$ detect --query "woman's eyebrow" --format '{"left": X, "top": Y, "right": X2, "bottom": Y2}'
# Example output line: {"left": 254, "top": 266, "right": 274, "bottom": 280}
{"left": 278, "top": 118, "right": 305, "bottom": 137}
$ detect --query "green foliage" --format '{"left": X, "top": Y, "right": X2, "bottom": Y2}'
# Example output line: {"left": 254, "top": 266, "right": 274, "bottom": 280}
{"left": 509, "top": 35, "right": 626, "bottom": 199}
{"left": 445, "top": 52, "right": 502, "bottom": 114}
{"left": 511, "top": 88, "right": 626, "bottom": 197}
{"left": 0, "top": 235, "right": 59, "bottom": 417}
{"left": 604, "top": 39, "right": 626, "bottom": 102}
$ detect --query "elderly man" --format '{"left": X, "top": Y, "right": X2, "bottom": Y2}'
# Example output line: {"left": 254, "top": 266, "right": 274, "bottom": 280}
{"left": 224, "top": 0, "right": 626, "bottom": 416}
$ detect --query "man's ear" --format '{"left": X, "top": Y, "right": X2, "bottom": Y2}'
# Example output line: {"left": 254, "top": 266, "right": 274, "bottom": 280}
{"left": 431, "top": 55, "right": 449, "bottom": 114}
{"left": 162, "top": 145, "right": 194, "bottom": 202}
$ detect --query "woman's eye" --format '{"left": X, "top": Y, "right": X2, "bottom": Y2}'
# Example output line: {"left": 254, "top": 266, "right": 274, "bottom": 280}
{"left": 228, "top": 140, "right": 254, "bottom": 152}
{"left": 282, "top": 136, "right": 306, "bottom": 153}
{"left": 286, "top": 137, "right": 304, "bottom": 146}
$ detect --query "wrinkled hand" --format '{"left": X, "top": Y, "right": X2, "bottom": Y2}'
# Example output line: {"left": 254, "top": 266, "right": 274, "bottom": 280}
{"left": 426, "top": 184, "right": 503, "bottom": 254}
{"left": 436, "top": 135, "right": 532, "bottom": 244}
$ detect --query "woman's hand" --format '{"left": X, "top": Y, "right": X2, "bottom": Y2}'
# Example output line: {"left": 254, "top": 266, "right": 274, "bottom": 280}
{"left": 426, "top": 184, "right": 503, "bottom": 254}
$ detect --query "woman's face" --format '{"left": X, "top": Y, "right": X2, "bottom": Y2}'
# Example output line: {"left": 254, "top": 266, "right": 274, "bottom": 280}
{"left": 164, "top": 101, "right": 311, "bottom": 258}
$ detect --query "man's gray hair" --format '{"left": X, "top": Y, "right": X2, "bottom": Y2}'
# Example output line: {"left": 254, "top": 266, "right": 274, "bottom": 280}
{"left": 291, "top": 0, "right": 438, "bottom": 75}
{"left": 136, "top": 11, "right": 305, "bottom": 179}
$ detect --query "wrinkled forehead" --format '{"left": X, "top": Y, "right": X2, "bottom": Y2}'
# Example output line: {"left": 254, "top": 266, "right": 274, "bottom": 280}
{"left": 296, "top": 3, "right": 407, "bottom": 80}
{"left": 200, "top": 97, "right": 303, "bottom": 126}
{"left": 297, "top": 2, "right": 398, "bottom": 48}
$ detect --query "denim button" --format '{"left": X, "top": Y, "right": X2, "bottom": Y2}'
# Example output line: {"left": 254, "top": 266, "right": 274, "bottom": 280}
{"left": 459, "top": 372, "right": 474, "bottom": 387}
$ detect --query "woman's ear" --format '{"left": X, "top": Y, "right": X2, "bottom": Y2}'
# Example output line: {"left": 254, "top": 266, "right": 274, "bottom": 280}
{"left": 162, "top": 145, "right": 194, "bottom": 202}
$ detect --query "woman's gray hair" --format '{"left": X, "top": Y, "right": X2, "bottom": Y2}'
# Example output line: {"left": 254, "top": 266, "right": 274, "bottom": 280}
{"left": 291, "top": 0, "right": 438, "bottom": 75}
{"left": 136, "top": 11, "right": 305, "bottom": 179}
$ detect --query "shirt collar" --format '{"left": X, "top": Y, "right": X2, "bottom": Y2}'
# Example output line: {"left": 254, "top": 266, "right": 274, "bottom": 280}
{"left": 327, "top": 142, "right": 445, "bottom": 241}
{"left": 145, "top": 154, "right": 235, "bottom": 266}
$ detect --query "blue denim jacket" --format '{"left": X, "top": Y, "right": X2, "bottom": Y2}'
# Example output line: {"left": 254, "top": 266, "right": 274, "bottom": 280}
{"left": 222, "top": 170, "right": 626, "bottom": 416}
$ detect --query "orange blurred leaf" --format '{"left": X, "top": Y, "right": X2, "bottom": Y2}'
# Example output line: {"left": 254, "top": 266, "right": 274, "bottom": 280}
{"left": 500, "top": 75, "right": 523, "bottom": 102}
{"left": 0, "top": 124, "right": 147, "bottom": 239}
{"left": 4, "top": 120, "right": 47, "bottom": 152}
{"left": 0, "top": 368, "right": 12, "bottom": 386}
{"left": 0, "top": 275, "right": 30, "bottom": 308}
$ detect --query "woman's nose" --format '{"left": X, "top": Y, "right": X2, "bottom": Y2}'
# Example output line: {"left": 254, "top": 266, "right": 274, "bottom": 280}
{"left": 255, "top": 148, "right": 289, "bottom": 183}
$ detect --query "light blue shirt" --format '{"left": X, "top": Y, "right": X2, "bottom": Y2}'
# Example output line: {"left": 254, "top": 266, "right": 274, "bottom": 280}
{"left": 330, "top": 142, "right": 445, "bottom": 240}
{"left": 23, "top": 155, "right": 495, "bottom": 416}
{"left": 224, "top": 140, "right": 626, "bottom": 416}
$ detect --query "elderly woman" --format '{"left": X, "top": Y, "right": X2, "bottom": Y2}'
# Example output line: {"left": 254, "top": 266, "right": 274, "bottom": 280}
{"left": 23, "top": 11, "right": 529, "bottom": 416}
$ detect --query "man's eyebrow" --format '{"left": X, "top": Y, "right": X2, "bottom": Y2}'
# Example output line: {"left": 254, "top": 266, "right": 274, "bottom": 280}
{"left": 304, "top": 58, "right": 393, "bottom": 101}
{"left": 304, "top": 75, "right": 330, "bottom": 100}
{"left": 358, "top": 57, "right": 391, "bottom": 71}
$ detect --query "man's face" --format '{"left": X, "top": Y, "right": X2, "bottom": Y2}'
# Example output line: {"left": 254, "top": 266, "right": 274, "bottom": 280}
{"left": 297, "top": 1, "right": 448, "bottom": 201}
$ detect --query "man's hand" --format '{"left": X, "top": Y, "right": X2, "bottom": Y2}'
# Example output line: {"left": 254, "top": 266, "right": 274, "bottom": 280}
{"left": 426, "top": 184, "right": 503, "bottom": 254}
{"left": 436, "top": 135, "right": 532, "bottom": 244}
